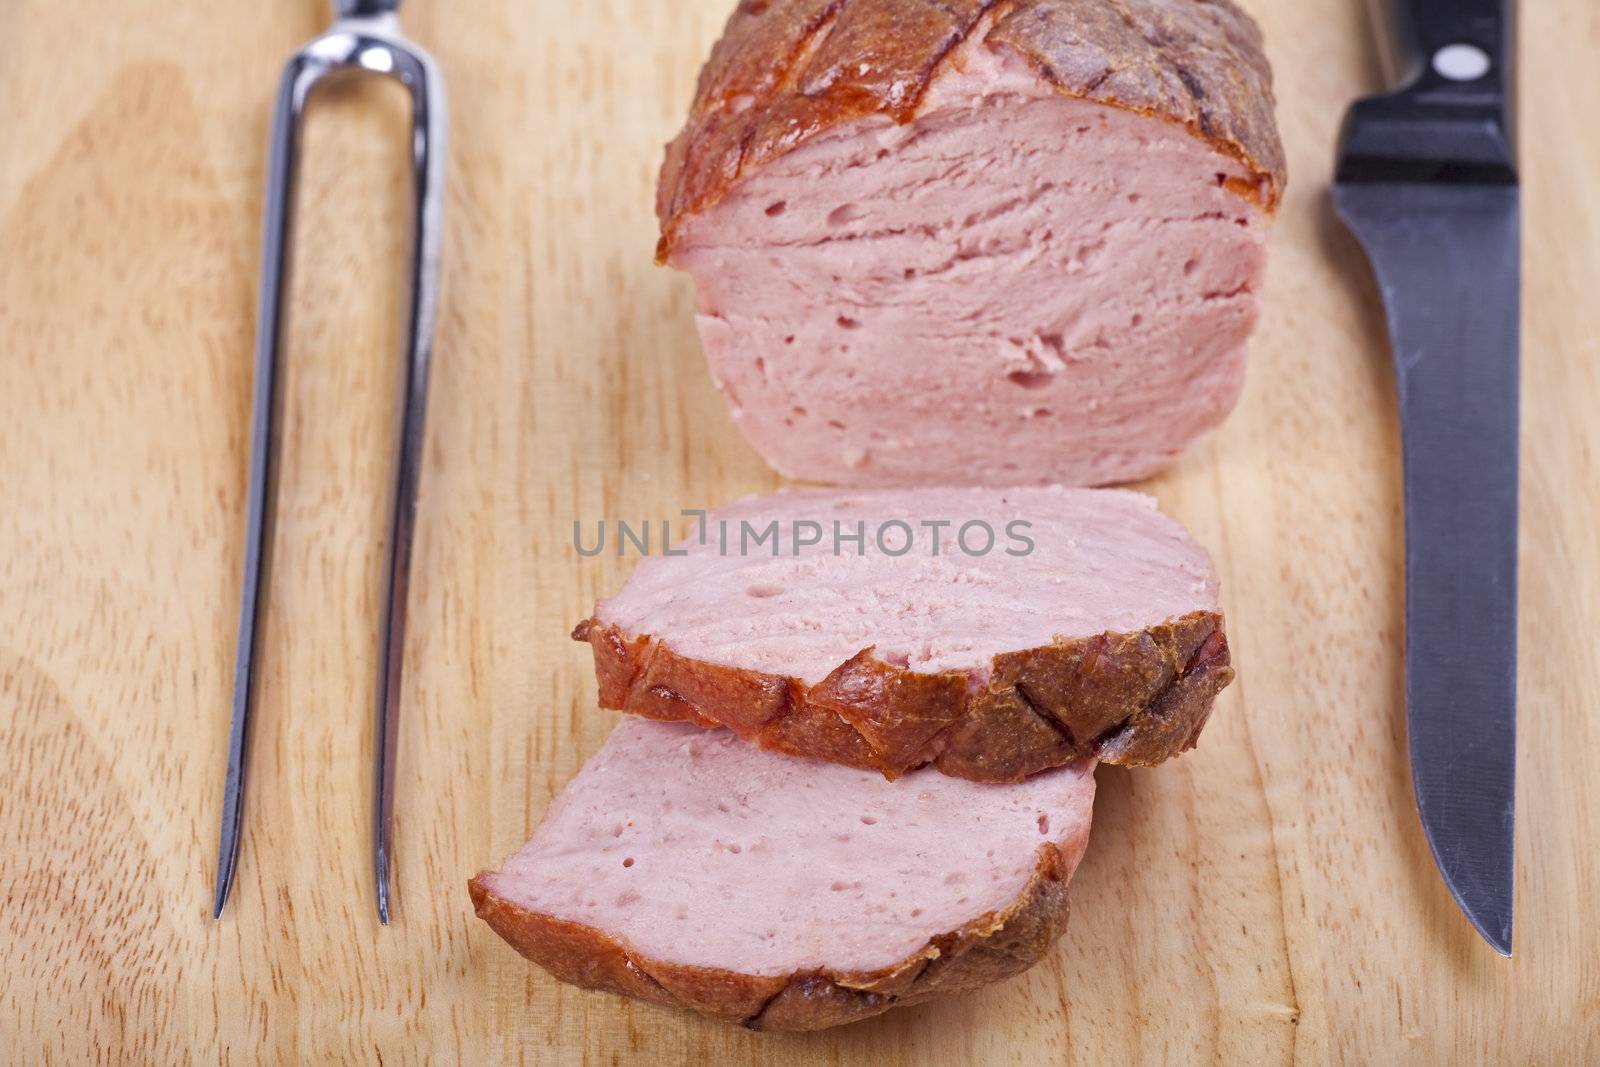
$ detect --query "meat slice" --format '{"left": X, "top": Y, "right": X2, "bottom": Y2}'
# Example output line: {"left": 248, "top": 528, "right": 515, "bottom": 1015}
{"left": 658, "top": 0, "right": 1285, "bottom": 487}
{"left": 575, "top": 486, "right": 1232, "bottom": 781}
{"left": 470, "top": 718, "right": 1096, "bottom": 1030}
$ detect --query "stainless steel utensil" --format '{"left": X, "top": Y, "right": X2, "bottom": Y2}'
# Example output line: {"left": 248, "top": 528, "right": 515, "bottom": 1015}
{"left": 213, "top": 0, "right": 447, "bottom": 924}
{"left": 1334, "top": 0, "right": 1519, "bottom": 955}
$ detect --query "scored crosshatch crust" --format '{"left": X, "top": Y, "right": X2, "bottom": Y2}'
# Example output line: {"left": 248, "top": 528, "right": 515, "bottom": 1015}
{"left": 572, "top": 609, "right": 1232, "bottom": 781}
{"left": 655, "top": 0, "right": 1286, "bottom": 259}
{"left": 469, "top": 838, "right": 1081, "bottom": 1030}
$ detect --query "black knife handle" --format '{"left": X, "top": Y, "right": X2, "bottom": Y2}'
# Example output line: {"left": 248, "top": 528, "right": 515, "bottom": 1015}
{"left": 1336, "top": 0, "right": 1517, "bottom": 184}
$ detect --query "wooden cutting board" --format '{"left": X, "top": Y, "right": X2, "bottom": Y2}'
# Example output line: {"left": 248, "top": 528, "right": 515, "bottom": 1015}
{"left": 2, "top": 1, "right": 1596, "bottom": 1062}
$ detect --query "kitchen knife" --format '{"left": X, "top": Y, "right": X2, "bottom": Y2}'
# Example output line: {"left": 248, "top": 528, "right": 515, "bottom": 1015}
{"left": 1334, "top": 1, "right": 1519, "bottom": 954}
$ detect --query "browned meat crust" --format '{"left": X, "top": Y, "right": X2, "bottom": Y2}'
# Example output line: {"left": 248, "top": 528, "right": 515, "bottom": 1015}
{"left": 657, "top": 0, "right": 1286, "bottom": 258}
{"left": 469, "top": 844, "right": 1074, "bottom": 1031}
{"left": 573, "top": 610, "right": 1232, "bottom": 781}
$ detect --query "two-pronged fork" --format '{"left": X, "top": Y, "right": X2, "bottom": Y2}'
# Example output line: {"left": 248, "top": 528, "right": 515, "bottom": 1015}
{"left": 213, "top": 0, "right": 447, "bottom": 924}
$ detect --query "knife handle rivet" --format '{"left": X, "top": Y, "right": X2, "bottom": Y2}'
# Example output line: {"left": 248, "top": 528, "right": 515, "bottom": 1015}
{"left": 1432, "top": 44, "right": 1491, "bottom": 82}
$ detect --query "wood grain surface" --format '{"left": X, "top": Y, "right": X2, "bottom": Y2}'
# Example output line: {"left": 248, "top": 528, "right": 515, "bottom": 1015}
{"left": 2, "top": 0, "right": 1597, "bottom": 1062}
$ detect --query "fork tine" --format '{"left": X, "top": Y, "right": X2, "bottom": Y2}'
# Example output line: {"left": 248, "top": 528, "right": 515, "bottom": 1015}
{"left": 373, "top": 43, "right": 448, "bottom": 926}
{"left": 215, "top": 55, "right": 316, "bottom": 921}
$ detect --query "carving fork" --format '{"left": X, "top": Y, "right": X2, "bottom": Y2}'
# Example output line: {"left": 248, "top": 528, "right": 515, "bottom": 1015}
{"left": 213, "top": 0, "right": 447, "bottom": 924}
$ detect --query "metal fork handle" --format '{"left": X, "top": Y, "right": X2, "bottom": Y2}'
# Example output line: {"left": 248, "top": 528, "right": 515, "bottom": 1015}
{"left": 335, "top": 1, "right": 402, "bottom": 16}
{"left": 213, "top": 16, "right": 446, "bottom": 925}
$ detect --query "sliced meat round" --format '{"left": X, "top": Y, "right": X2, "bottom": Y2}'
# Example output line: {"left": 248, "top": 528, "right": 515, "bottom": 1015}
{"left": 658, "top": 0, "right": 1285, "bottom": 487}
{"left": 470, "top": 718, "right": 1097, "bottom": 1030}
{"left": 575, "top": 486, "right": 1233, "bottom": 781}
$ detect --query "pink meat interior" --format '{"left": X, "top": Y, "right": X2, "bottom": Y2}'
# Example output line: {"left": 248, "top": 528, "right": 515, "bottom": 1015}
{"left": 671, "top": 36, "right": 1269, "bottom": 487}
{"left": 596, "top": 486, "right": 1219, "bottom": 684}
{"left": 480, "top": 719, "right": 1096, "bottom": 976}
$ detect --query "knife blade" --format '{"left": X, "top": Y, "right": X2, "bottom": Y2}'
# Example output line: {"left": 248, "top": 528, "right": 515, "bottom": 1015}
{"left": 1334, "top": 0, "right": 1519, "bottom": 955}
